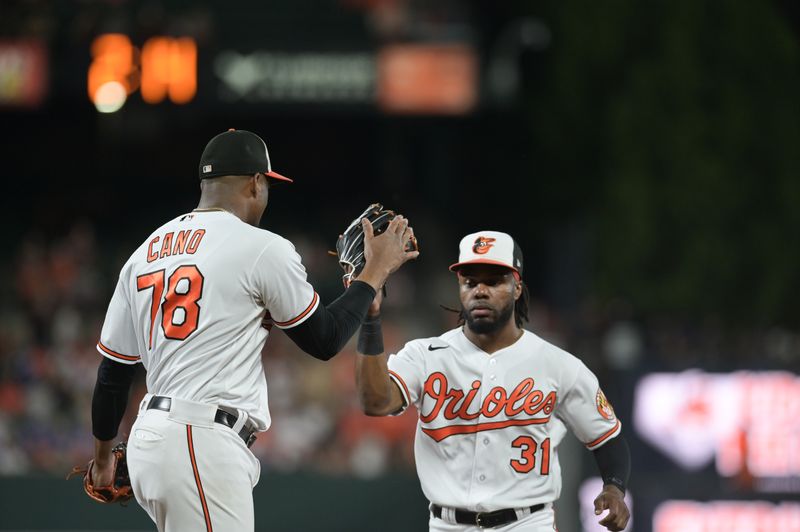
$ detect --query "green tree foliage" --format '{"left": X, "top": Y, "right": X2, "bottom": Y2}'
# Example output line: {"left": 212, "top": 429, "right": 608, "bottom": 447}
{"left": 533, "top": 1, "right": 800, "bottom": 322}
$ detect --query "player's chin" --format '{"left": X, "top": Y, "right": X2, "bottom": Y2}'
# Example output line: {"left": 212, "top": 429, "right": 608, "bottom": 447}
{"left": 465, "top": 316, "right": 500, "bottom": 334}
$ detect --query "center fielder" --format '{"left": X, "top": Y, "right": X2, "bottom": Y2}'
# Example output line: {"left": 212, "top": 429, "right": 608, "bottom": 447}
{"left": 86, "top": 129, "right": 417, "bottom": 531}
{"left": 355, "top": 230, "right": 631, "bottom": 531}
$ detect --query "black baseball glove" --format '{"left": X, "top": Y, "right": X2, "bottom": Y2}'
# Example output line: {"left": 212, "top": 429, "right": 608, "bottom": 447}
{"left": 334, "top": 203, "right": 418, "bottom": 285}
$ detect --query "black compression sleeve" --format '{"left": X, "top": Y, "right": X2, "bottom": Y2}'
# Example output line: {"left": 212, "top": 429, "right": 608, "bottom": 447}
{"left": 592, "top": 434, "right": 631, "bottom": 494}
{"left": 91, "top": 357, "right": 137, "bottom": 441}
{"left": 357, "top": 314, "right": 384, "bottom": 355}
{"left": 283, "top": 280, "right": 376, "bottom": 361}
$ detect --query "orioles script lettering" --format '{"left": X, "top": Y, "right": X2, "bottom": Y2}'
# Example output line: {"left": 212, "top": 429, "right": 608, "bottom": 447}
{"left": 419, "top": 372, "right": 557, "bottom": 442}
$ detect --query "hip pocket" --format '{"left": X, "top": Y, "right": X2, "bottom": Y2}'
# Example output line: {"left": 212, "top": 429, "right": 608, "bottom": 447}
{"left": 131, "top": 427, "right": 165, "bottom": 449}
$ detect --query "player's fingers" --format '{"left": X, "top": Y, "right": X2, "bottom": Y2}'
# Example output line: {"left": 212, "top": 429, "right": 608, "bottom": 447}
{"left": 383, "top": 215, "right": 398, "bottom": 232}
{"left": 390, "top": 215, "right": 407, "bottom": 235}
{"left": 398, "top": 220, "right": 410, "bottom": 240}
{"left": 613, "top": 504, "right": 630, "bottom": 530}
{"left": 594, "top": 495, "right": 608, "bottom": 515}
{"left": 361, "top": 218, "right": 374, "bottom": 240}
{"left": 601, "top": 498, "right": 629, "bottom": 529}
{"left": 598, "top": 512, "right": 617, "bottom": 528}
{"left": 402, "top": 225, "right": 415, "bottom": 247}
{"left": 405, "top": 250, "right": 420, "bottom": 261}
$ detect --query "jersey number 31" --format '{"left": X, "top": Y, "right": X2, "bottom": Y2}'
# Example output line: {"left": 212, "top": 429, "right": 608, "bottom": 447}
{"left": 137, "top": 265, "right": 204, "bottom": 348}
{"left": 510, "top": 436, "right": 551, "bottom": 475}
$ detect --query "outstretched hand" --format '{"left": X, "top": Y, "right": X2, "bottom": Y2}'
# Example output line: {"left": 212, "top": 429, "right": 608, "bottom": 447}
{"left": 593, "top": 485, "right": 630, "bottom": 531}
{"left": 358, "top": 215, "right": 418, "bottom": 292}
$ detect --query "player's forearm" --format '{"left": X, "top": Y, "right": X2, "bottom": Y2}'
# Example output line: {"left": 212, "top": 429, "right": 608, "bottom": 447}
{"left": 91, "top": 357, "right": 137, "bottom": 441}
{"left": 93, "top": 438, "right": 115, "bottom": 466}
{"left": 353, "top": 299, "right": 401, "bottom": 415}
{"left": 591, "top": 434, "right": 631, "bottom": 494}
{"left": 356, "top": 313, "right": 404, "bottom": 415}
{"left": 284, "top": 281, "right": 376, "bottom": 360}
{"left": 355, "top": 353, "right": 400, "bottom": 416}
{"left": 356, "top": 313, "right": 389, "bottom": 414}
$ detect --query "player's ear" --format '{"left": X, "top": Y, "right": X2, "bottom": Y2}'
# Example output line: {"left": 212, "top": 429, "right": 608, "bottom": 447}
{"left": 248, "top": 173, "right": 260, "bottom": 197}
{"left": 512, "top": 275, "right": 523, "bottom": 299}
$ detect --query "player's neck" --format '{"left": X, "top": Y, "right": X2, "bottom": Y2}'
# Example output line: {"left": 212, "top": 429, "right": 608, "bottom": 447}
{"left": 463, "top": 320, "right": 523, "bottom": 354}
{"left": 195, "top": 198, "right": 248, "bottom": 222}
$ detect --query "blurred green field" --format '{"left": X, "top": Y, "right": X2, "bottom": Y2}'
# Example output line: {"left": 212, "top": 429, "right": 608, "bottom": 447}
{"left": 0, "top": 473, "right": 428, "bottom": 531}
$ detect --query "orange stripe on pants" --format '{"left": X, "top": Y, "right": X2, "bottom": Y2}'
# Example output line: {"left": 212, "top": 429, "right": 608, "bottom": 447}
{"left": 186, "top": 425, "right": 213, "bottom": 532}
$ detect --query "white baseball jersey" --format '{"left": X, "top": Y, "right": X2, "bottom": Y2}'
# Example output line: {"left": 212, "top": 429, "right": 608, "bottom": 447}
{"left": 388, "top": 327, "right": 621, "bottom": 512}
{"left": 97, "top": 209, "right": 320, "bottom": 430}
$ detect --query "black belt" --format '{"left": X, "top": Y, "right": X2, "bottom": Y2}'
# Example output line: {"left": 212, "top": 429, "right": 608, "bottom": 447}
{"left": 432, "top": 503, "right": 544, "bottom": 529}
{"left": 146, "top": 396, "right": 258, "bottom": 448}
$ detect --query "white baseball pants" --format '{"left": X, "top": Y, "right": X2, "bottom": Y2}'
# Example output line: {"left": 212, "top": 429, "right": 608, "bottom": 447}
{"left": 126, "top": 395, "right": 261, "bottom": 532}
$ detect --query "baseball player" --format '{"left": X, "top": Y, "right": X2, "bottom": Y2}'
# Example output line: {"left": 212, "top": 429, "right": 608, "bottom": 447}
{"left": 87, "top": 129, "right": 418, "bottom": 531}
{"left": 355, "top": 230, "right": 631, "bottom": 531}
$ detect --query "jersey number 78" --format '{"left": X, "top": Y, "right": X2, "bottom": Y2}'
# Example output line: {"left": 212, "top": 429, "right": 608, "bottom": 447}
{"left": 136, "top": 265, "right": 205, "bottom": 349}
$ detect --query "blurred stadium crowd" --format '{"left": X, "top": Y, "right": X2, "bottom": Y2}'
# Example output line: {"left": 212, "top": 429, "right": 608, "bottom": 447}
{"left": 2, "top": 220, "right": 798, "bottom": 478}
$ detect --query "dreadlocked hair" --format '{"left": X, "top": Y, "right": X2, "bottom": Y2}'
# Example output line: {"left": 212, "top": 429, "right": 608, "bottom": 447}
{"left": 514, "top": 281, "right": 530, "bottom": 328}
{"left": 442, "top": 280, "right": 530, "bottom": 329}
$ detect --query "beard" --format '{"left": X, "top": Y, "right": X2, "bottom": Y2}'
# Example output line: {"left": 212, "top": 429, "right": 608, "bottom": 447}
{"left": 464, "top": 299, "right": 515, "bottom": 335}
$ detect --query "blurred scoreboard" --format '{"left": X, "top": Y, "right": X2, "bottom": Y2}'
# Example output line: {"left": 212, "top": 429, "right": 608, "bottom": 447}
{"left": 635, "top": 370, "right": 800, "bottom": 486}
{"left": 88, "top": 34, "right": 197, "bottom": 112}
{"left": 0, "top": 41, "right": 47, "bottom": 107}
{"left": 633, "top": 370, "right": 800, "bottom": 531}
{"left": 2, "top": 35, "right": 478, "bottom": 115}
{"left": 654, "top": 501, "right": 800, "bottom": 532}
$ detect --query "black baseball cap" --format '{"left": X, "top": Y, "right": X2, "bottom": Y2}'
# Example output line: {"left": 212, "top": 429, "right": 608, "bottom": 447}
{"left": 198, "top": 129, "right": 292, "bottom": 183}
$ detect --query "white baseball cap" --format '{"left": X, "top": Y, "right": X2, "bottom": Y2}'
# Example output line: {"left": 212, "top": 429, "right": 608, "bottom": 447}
{"left": 449, "top": 230, "right": 523, "bottom": 276}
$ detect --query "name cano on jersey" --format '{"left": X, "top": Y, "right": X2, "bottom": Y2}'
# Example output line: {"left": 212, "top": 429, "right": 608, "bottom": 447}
{"left": 418, "top": 372, "right": 556, "bottom": 442}
{"left": 146, "top": 229, "right": 206, "bottom": 263}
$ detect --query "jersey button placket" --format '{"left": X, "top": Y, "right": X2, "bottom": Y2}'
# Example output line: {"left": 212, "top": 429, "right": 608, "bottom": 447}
{"left": 474, "top": 358, "right": 495, "bottom": 492}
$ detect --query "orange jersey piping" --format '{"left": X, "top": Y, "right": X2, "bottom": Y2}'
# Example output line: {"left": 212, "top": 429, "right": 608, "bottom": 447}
{"left": 388, "top": 370, "right": 411, "bottom": 408}
{"left": 275, "top": 292, "right": 319, "bottom": 328}
{"left": 96, "top": 342, "right": 140, "bottom": 362}
{"left": 585, "top": 419, "right": 622, "bottom": 449}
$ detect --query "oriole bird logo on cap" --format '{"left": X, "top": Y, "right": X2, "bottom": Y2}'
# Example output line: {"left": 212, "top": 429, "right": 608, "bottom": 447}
{"left": 472, "top": 236, "right": 496, "bottom": 255}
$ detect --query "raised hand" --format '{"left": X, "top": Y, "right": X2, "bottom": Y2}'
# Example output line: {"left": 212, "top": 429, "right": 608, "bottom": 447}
{"left": 357, "top": 215, "right": 419, "bottom": 293}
